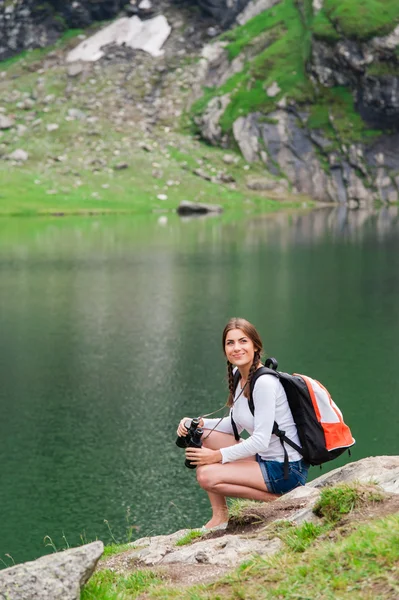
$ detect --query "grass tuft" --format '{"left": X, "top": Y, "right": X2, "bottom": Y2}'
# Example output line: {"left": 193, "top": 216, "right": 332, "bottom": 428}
{"left": 313, "top": 482, "right": 384, "bottom": 523}
{"left": 279, "top": 521, "right": 328, "bottom": 552}
{"left": 175, "top": 530, "right": 203, "bottom": 546}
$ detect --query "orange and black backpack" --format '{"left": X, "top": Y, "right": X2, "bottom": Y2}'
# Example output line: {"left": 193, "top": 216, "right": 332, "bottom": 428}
{"left": 232, "top": 358, "right": 355, "bottom": 478}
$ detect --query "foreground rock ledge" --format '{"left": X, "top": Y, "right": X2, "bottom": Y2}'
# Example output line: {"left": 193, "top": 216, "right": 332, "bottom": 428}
{"left": 104, "top": 456, "right": 399, "bottom": 575}
{"left": 0, "top": 541, "right": 103, "bottom": 600}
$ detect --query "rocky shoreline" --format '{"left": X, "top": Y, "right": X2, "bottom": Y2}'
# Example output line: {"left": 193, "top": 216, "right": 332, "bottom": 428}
{"left": 1, "top": 456, "right": 398, "bottom": 599}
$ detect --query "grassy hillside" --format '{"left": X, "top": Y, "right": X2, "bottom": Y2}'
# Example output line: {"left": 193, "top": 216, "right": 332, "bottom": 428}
{"left": 191, "top": 0, "right": 398, "bottom": 145}
{"left": 0, "top": 27, "right": 306, "bottom": 217}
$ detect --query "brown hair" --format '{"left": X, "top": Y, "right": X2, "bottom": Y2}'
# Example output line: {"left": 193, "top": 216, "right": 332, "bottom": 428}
{"left": 222, "top": 317, "right": 263, "bottom": 407}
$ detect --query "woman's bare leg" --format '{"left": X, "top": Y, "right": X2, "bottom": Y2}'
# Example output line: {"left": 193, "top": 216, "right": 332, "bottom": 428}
{"left": 197, "top": 461, "right": 279, "bottom": 502}
{"left": 199, "top": 430, "right": 263, "bottom": 528}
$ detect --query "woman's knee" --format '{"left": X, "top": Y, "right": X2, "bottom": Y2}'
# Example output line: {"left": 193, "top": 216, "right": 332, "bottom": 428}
{"left": 196, "top": 465, "right": 220, "bottom": 490}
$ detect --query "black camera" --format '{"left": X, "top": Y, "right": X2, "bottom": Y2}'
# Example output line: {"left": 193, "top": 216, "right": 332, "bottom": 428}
{"left": 176, "top": 417, "right": 203, "bottom": 469}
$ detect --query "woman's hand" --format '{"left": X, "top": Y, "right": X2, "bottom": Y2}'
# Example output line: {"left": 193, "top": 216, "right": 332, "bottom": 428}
{"left": 176, "top": 417, "right": 204, "bottom": 437}
{"left": 185, "top": 447, "right": 222, "bottom": 466}
{"left": 177, "top": 417, "right": 190, "bottom": 437}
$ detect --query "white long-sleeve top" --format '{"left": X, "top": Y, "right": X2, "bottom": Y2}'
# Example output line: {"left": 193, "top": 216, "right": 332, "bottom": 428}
{"left": 202, "top": 374, "right": 302, "bottom": 463}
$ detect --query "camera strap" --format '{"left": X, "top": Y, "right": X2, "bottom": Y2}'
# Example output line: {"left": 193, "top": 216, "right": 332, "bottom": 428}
{"left": 200, "top": 381, "right": 248, "bottom": 441}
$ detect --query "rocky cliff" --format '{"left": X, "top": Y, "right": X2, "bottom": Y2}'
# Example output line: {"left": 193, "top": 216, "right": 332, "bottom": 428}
{"left": 193, "top": 0, "right": 399, "bottom": 205}
{"left": 0, "top": 1, "right": 131, "bottom": 61}
{"left": 1, "top": 0, "right": 399, "bottom": 206}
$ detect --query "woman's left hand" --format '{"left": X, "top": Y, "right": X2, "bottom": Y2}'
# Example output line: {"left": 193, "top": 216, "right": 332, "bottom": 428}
{"left": 185, "top": 447, "right": 222, "bottom": 466}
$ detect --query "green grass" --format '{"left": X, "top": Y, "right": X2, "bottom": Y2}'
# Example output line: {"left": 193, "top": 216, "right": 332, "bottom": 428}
{"left": 0, "top": 43, "right": 306, "bottom": 216}
{"left": 191, "top": 0, "right": 315, "bottom": 132}
{"left": 175, "top": 530, "right": 204, "bottom": 546}
{"left": 89, "top": 514, "right": 399, "bottom": 599}
{"left": 312, "top": 9, "right": 341, "bottom": 43}
{"left": 320, "top": 0, "right": 399, "bottom": 41}
{"left": 367, "top": 61, "right": 399, "bottom": 77}
{"left": 102, "top": 544, "right": 134, "bottom": 558}
{"left": 313, "top": 483, "right": 384, "bottom": 523}
{"left": 81, "top": 569, "right": 163, "bottom": 600}
{"left": 306, "top": 86, "right": 382, "bottom": 145}
{"left": 278, "top": 521, "right": 329, "bottom": 552}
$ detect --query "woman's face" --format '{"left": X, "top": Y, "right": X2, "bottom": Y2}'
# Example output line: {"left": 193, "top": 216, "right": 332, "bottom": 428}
{"left": 224, "top": 328, "right": 257, "bottom": 369}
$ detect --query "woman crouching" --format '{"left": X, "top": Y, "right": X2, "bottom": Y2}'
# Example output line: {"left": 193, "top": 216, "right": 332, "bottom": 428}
{"left": 176, "top": 317, "right": 309, "bottom": 531}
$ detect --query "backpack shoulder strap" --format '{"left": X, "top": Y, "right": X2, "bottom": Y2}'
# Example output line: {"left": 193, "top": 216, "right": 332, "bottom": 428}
{"left": 248, "top": 366, "right": 280, "bottom": 415}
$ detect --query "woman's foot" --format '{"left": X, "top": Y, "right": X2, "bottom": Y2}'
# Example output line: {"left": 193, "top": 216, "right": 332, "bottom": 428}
{"left": 200, "top": 521, "right": 228, "bottom": 532}
{"left": 203, "top": 511, "right": 229, "bottom": 530}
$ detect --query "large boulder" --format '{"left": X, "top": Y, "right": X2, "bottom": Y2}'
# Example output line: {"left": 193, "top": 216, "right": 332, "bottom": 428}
{"left": 0, "top": 541, "right": 104, "bottom": 600}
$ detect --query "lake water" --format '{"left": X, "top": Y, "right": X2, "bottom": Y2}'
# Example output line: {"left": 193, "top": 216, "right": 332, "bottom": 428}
{"left": 0, "top": 206, "right": 398, "bottom": 565}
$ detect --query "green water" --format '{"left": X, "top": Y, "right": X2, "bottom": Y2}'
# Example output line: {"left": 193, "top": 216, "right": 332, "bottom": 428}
{"left": 0, "top": 207, "right": 398, "bottom": 566}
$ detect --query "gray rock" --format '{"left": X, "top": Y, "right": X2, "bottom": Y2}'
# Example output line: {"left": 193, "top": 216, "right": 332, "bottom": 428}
{"left": 0, "top": 541, "right": 103, "bottom": 600}
{"left": 246, "top": 175, "right": 287, "bottom": 191}
{"left": 236, "top": 0, "right": 281, "bottom": 26}
{"left": 198, "top": 94, "right": 231, "bottom": 146}
{"left": 177, "top": 201, "right": 223, "bottom": 215}
{"left": 193, "top": 168, "right": 212, "bottom": 181}
{"left": 67, "top": 64, "right": 84, "bottom": 77}
{"left": 308, "top": 456, "right": 399, "bottom": 494}
{"left": 265, "top": 81, "right": 281, "bottom": 98}
{"left": 7, "top": 149, "right": 28, "bottom": 162}
{"left": 0, "top": 115, "right": 14, "bottom": 129}
{"left": 67, "top": 108, "right": 86, "bottom": 121}
{"left": 130, "top": 528, "right": 281, "bottom": 567}
{"left": 223, "top": 154, "right": 239, "bottom": 165}
{"left": 232, "top": 115, "right": 260, "bottom": 163}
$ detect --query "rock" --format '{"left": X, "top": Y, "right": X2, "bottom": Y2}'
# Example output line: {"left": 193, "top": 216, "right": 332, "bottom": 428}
{"left": 67, "top": 109, "right": 87, "bottom": 121}
{"left": 177, "top": 200, "right": 223, "bottom": 215}
{"left": 308, "top": 456, "right": 399, "bottom": 494}
{"left": 218, "top": 172, "right": 235, "bottom": 183}
{"left": 67, "top": 64, "right": 84, "bottom": 77}
{"left": 113, "top": 162, "right": 129, "bottom": 170}
{"left": 285, "top": 486, "right": 322, "bottom": 525}
{"left": 139, "top": 142, "right": 153, "bottom": 152}
{"left": 265, "top": 81, "right": 281, "bottom": 97}
{"left": 47, "top": 124, "right": 59, "bottom": 132}
{"left": 246, "top": 176, "right": 287, "bottom": 191}
{"left": 0, "top": 115, "right": 14, "bottom": 129}
{"left": 206, "top": 27, "right": 219, "bottom": 38}
{"left": 129, "top": 528, "right": 281, "bottom": 566}
{"left": 16, "top": 124, "right": 28, "bottom": 136}
{"left": 193, "top": 168, "right": 212, "bottom": 181}
{"left": 7, "top": 149, "right": 28, "bottom": 162}
{"left": 157, "top": 194, "right": 168, "bottom": 200}
{"left": 138, "top": 0, "right": 154, "bottom": 14}
{"left": 223, "top": 154, "right": 239, "bottom": 165}
{"left": 0, "top": 541, "right": 103, "bottom": 600}
{"left": 66, "top": 16, "right": 171, "bottom": 62}
{"left": 236, "top": 0, "right": 281, "bottom": 26}
{"left": 198, "top": 94, "right": 231, "bottom": 146}
{"left": 232, "top": 115, "right": 260, "bottom": 163}
{"left": 196, "top": 0, "right": 254, "bottom": 28}
{"left": 43, "top": 94, "right": 55, "bottom": 104}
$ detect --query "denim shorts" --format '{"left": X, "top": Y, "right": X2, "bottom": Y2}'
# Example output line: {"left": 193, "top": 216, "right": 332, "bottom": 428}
{"left": 256, "top": 455, "right": 309, "bottom": 495}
